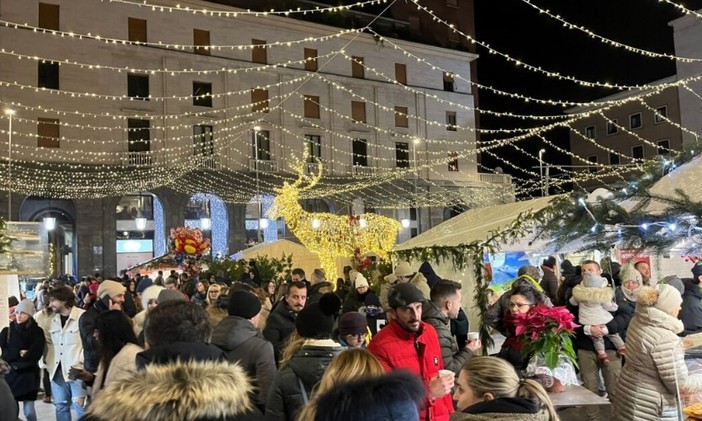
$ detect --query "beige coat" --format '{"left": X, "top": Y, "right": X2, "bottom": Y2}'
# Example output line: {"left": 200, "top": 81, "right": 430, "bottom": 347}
{"left": 612, "top": 305, "right": 685, "bottom": 421}
{"left": 92, "top": 343, "right": 143, "bottom": 400}
{"left": 379, "top": 272, "right": 430, "bottom": 311}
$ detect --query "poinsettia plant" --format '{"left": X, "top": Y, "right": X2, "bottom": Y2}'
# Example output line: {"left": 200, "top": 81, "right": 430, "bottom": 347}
{"left": 513, "top": 304, "right": 579, "bottom": 370}
{"left": 170, "top": 226, "right": 211, "bottom": 256}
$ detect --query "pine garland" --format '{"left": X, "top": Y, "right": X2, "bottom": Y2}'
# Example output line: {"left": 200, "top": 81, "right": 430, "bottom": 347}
{"left": 0, "top": 218, "right": 13, "bottom": 256}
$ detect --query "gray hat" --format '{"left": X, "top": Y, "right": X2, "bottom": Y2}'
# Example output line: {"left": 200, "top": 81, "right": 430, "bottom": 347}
{"left": 661, "top": 275, "right": 685, "bottom": 296}
{"left": 14, "top": 299, "right": 35, "bottom": 317}
{"left": 157, "top": 289, "right": 187, "bottom": 304}
{"left": 388, "top": 283, "right": 425, "bottom": 308}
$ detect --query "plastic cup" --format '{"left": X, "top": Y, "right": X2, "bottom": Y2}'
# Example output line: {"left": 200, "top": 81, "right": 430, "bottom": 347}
{"left": 468, "top": 332, "right": 480, "bottom": 341}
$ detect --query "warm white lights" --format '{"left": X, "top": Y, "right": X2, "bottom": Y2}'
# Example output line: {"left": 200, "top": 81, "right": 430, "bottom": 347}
{"left": 401, "top": 218, "right": 411, "bottom": 228}
{"left": 43, "top": 217, "right": 56, "bottom": 231}
{"left": 311, "top": 218, "right": 321, "bottom": 229}
{"left": 201, "top": 217, "right": 212, "bottom": 231}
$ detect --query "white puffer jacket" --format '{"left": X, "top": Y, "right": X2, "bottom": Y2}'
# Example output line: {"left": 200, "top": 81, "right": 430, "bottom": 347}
{"left": 612, "top": 296, "right": 685, "bottom": 421}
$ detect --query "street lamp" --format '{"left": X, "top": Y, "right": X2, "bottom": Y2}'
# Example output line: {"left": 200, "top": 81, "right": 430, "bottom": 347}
{"left": 412, "top": 137, "right": 421, "bottom": 233}
{"left": 253, "top": 126, "right": 262, "bottom": 242}
{"left": 538, "top": 149, "right": 546, "bottom": 197}
{"left": 5, "top": 108, "right": 15, "bottom": 220}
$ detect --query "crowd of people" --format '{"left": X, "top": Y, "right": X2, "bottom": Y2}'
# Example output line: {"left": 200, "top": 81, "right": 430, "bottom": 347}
{"left": 1, "top": 257, "right": 701, "bottom": 420}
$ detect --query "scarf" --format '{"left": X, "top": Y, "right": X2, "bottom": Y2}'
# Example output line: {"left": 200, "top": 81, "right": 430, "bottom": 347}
{"left": 621, "top": 285, "right": 638, "bottom": 302}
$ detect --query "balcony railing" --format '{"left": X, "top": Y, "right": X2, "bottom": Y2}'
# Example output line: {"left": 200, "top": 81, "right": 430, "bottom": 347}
{"left": 306, "top": 162, "right": 323, "bottom": 175}
{"left": 352, "top": 165, "right": 376, "bottom": 177}
{"left": 197, "top": 155, "right": 220, "bottom": 170}
{"left": 249, "top": 159, "right": 278, "bottom": 172}
{"left": 479, "top": 173, "right": 512, "bottom": 184}
{"left": 126, "top": 151, "right": 153, "bottom": 167}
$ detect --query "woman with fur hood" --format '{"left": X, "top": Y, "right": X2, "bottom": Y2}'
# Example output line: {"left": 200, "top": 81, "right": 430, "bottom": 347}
{"left": 612, "top": 284, "right": 689, "bottom": 421}
{"left": 569, "top": 272, "right": 625, "bottom": 363}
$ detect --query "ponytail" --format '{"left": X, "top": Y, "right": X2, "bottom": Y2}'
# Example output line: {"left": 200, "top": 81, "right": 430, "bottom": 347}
{"left": 517, "top": 379, "right": 559, "bottom": 421}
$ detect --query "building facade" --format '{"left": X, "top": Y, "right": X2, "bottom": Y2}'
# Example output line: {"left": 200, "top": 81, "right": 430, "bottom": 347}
{"left": 0, "top": 0, "right": 512, "bottom": 277}
{"left": 671, "top": 11, "right": 702, "bottom": 149}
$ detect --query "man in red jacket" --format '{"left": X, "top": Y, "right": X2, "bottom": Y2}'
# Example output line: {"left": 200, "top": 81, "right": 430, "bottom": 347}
{"left": 368, "top": 283, "right": 454, "bottom": 421}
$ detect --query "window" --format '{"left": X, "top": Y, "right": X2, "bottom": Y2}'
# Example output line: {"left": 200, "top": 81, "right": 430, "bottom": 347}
{"left": 252, "top": 39, "right": 267, "bottom": 64}
{"left": 609, "top": 151, "right": 620, "bottom": 165}
{"left": 38, "top": 61, "right": 59, "bottom": 89}
{"left": 446, "top": 111, "right": 457, "bottom": 131}
{"left": 654, "top": 105, "right": 668, "bottom": 124}
{"left": 250, "top": 89, "right": 269, "bottom": 113}
{"left": 587, "top": 155, "right": 598, "bottom": 173}
{"left": 443, "top": 72, "right": 455, "bottom": 92}
{"left": 37, "top": 118, "right": 59, "bottom": 148}
{"left": 252, "top": 130, "right": 271, "bottom": 161}
{"left": 128, "top": 119, "right": 150, "bottom": 152}
{"left": 657, "top": 139, "right": 670, "bottom": 155}
{"left": 305, "top": 135, "right": 321, "bottom": 162}
{"left": 193, "top": 125, "right": 214, "bottom": 156}
{"left": 128, "top": 18, "right": 147, "bottom": 43}
{"left": 395, "top": 142, "right": 409, "bottom": 168}
{"left": 193, "top": 29, "right": 210, "bottom": 56}
{"left": 38, "top": 3, "right": 59, "bottom": 30}
{"left": 632, "top": 145, "right": 644, "bottom": 159}
{"left": 127, "top": 74, "right": 149, "bottom": 100}
{"left": 629, "top": 112, "right": 642, "bottom": 129}
{"left": 410, "top": 207, "right": 417, "bottom": 221}
{"left": 395, "top": 63, "right": 407, "bottom": 85}
{"left": 448, "top": 152, "right": 459, "bottom": 171}
{"left": 352, "top": 139, "right": 368, "bottom": 167}
{"left": 351, "top": 101, "right": 366, "bottom": 123}
{"left": 395, "top": 106, "right": 409, "bottom": 128}
{"left": 193, "top": 82, "right": 212, "bottom": 107}
{"left": 352, "top": 56, "right": 365, "bottom": 79}
{"left": 304, "top": 95, "right": 320, "bottom": 119}
{"left": 304, "top": 48, "right": 318, "bottom": 72}
{"left": 584, "top": 125, "right": 595, "bottom": 139}
{"left": 606, "top": 119, "right": 618, "bottom": 135}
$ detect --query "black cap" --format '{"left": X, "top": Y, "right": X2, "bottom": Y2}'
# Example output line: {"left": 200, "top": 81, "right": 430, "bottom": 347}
{"left": 387, "top": 283, "right": 425, "bottom": 308}
{"left": 692, "top": 261, "right": 702, "bottom": 279}
{"left": 228, "top": 290, "right": 262, "bottom": 319}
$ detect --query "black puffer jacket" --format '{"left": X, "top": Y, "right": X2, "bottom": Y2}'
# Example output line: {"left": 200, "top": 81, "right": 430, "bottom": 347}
{"left": 422, "top": 301, "right": 472, "bottom": 375}
{"left": 680, "top": 278, "right": 702, "bottom": 336}
{"left": 264, "top": 340, "right": 344, "bottom": 421}
{"left": 79, "top": 297, "right": 110, "bottom": 373}
{"left": 262, "top": 301, "right": 297, "bottom": 362}
{"left": 0, "top": 319, "right": 45, "bottom": 401}
{"left": 307, "top": 281, "right": 334, "bottom": 305}
{"left": 211, "top": 316, "right": 276, "bottom": 409}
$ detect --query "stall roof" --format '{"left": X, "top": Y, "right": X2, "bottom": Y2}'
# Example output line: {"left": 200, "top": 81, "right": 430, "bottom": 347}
{"left": 394, "top": 196, "right": 557, "bottom": 252}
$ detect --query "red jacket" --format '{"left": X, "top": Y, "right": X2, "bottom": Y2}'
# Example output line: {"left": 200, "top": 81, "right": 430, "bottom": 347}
{"left": 367, "top": 319, "right": 453, "bottom": 421}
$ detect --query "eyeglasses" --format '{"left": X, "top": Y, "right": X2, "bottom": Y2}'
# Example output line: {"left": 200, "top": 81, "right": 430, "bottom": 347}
{"left": 509, "top": 302, "right": 533, "bottom": 309}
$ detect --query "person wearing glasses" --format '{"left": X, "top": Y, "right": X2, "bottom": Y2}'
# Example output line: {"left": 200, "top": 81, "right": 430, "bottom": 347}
{"left": 496, "top": 286, "right": 544, "bottom": 370}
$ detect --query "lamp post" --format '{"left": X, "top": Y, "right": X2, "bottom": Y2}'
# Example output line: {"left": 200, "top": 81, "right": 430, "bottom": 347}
{"left": 253, "top": 125, "right": 262, "bottom": 243}
{"left": 538, "top": 149, "right": 546, "bottom": 197}
{"left": 5, "top": 108, "right": 15, "bottom": 220}
{"left": 412, "top": 137, "right": 421, "bottom": 234}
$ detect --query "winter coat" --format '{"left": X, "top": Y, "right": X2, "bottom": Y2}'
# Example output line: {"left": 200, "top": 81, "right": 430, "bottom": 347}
{"left": 45, "top": 306, "right": 85, "bottom": 380}
{"left": 0, "top": 360, "right": 18, "bottom": 421}
{"left": 556, "top": 265, "right": 580, "bottom": 306}
{"left": 367, "top": 319, "right": 454, "bottom": 421}
{"left": 569, "top": 283, "right": 616, "bottom": 326}
{"left": 259, "top": 299, "right": 273, "bottom": 331}
{"left": 421, "top": 301, "right": 473, "bottom": 375}
{"left": 613, "top": 287, "right": 635, "bottom": 341}
{"left": 486, "top": 276, "right": 552, "bottom": 336}
{"left": 79, "top": 297, "right": 111, "bottom": 373}
{"left": 191, "top": 291, "right": 208, "bottom": 308}
{"left": 569, "top": 285, "right": 633, "bottom": 353}
{"left": 418, "top": 261, "right": 442, "bottom": 289}
{"left": 539, "top": 266, "right": 559, "bottom": 304}
{"left": 612, "top": 304, "right": 685, "bottom": 421}
{"left": 450, "top": 396, "right": 551, "bottom": 421}
{"left": 680, "top": 278, "right": 702, "bottom": 335}
{"left": 379, "top": 272, "right": 431, "bottom": 311}
{"left": 83, "top": 359, "right": 264, "bottom": 421}
{"left": 136, "top": 341, "right": 226, "bottom": 369}
{"left": 342, "top": 289, "right": 384, "bottom": 334}
{"left": 307, "top": 281, "right": 334, "bottom": 304}
{"left": 0, "top": 318, "right": 45, "bottom": 400}
{"left": 211, "top": 316, "right": 276, "bottom": 410}
{"left": 262, "top": 301, "right": 297, "bottom": 363}
{"left": 264, "top": 339, "right": 344, "bottom": 421}
{"left": 92, "top": 342, "right": 142, "bottom": 400}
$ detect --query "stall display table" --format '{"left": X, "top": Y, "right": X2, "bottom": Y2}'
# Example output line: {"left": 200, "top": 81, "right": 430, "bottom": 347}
{"left": 549, "top": 385, "right": 610, "bottom": 410}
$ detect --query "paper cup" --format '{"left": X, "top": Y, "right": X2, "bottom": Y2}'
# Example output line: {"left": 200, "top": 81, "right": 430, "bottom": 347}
{"left": 468, "top": 332, "right": 480, "bottom": 341}
{"left": 439, "top": 369, "right": 454, "bottom": 378}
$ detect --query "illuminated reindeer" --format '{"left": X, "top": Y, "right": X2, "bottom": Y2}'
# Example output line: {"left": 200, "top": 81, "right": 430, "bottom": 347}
{"left": 268, "top": 155, "right": 401, "bottom": 279}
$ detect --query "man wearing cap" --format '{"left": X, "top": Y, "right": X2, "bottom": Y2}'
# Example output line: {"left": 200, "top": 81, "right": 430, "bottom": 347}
{"left": 379, "top": 261, "right": 430, "bottom": 312}
{"left": 45, "top": 286, "right": 87, "bottom": 421}
{"left": 211, "top": 290, "right": 276, "bottom": 411}
{"left": 368, "top": 283, "right": 454, "bottom": 421}
{"left": 79, "top": 279, "right": 126, "bottom": 374}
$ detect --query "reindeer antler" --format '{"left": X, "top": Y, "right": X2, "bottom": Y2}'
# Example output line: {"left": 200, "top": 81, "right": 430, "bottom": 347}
{"left": 287, "top": 148, "right": 323, "bottom": 192}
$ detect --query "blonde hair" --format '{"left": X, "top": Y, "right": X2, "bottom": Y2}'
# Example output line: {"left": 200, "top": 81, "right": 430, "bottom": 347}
{"left": 206, "top": 284, "right": 222, "bottom": 305}
{"left": 297, "top": 349, "right": 384, "bottom": 420}
{"left": 460, "top": 356, "right": 558, "bottom": 420}
{"left": 280, "top": 330, "right": 305, "bottom": 368}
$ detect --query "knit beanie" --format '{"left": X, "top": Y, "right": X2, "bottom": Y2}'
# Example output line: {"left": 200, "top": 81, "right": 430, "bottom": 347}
{"left": 295, "top": 293, "right": 342, "bottom": 339}
{"left": 227, "top": 290, "right": 262, "bottom": 319}
{"left": 157, "top": 289, "right": 186, "bottom": 304}
{"left": 354, "top": 273, "right": 369, "bottom": 290}
{"left": 141, "top": 285, "right": 164, "bottom": 310}
{"left": 619, "top": 264, "right": 643, "bottom": 285}
{"left": 14, "top": 299, "right": 36, "bottom": 317}
{"left": 97, "top": 280, "right": 126, "bottom": 299}
{"left": 517, "top": 265, "right": 540, "bottom": 280}
{"left": 661, "top": 275, "right": 685, "bottom": 295}
{"left": 136, "top": 278, "right": 154, "bottom": 294}
{"left": 339, "top": 311, "right": 367, "bottom": 336}
{"left": 637, "top": 284, "right": 682, "bottom": 314}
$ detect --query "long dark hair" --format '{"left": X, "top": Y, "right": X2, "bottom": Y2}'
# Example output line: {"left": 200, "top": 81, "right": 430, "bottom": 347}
{"left": 95, "top": 310, "right": 138, "bottom": 387}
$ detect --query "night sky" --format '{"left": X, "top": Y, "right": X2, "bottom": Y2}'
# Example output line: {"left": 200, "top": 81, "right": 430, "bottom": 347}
{"left": 474, "top": 0, "right": 702, "bottom": 194}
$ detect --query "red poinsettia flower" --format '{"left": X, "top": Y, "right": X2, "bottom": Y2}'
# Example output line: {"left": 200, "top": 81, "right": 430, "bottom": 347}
{"left": 511, "top": 304, "right": 579, "bottom": 370}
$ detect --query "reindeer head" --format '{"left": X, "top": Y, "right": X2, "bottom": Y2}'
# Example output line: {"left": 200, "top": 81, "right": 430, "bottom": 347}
{"left": 268, "top": 152, "right": 324, "bottom": 219}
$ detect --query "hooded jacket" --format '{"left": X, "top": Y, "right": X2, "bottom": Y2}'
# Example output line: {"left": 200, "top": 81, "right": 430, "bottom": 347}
{"left": 680, "top": 278, "right": 702, "bottom": 335}
{"left": 265, "top": 339, "right": 344, "bottom": 421}
{"left": 0, "top": 318, "right": 45, "bottom": 401}
{"left": 367, "top": 319, "right": 453, "bottom": 421}
{"left": 450, "top": 397, "right": 550, "bottom": 421}
{"left": 211, "top": 316, "right": 276, "bottom": 409}
{"left": 421, "top": 301, "right": 473, "bottom": 375}
{"left": 569, "top": 274, "right": 617, "bottom": 326}
{"left": 83, "top": 360, "right": 263, "bottom": 421}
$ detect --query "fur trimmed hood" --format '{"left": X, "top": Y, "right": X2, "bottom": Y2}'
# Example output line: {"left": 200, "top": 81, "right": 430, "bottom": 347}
{"left": 84, "top": 360, "right": 261, "bottom": 421}
{"left": 571, "top": 283, "right": 614, "bottom": 304}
